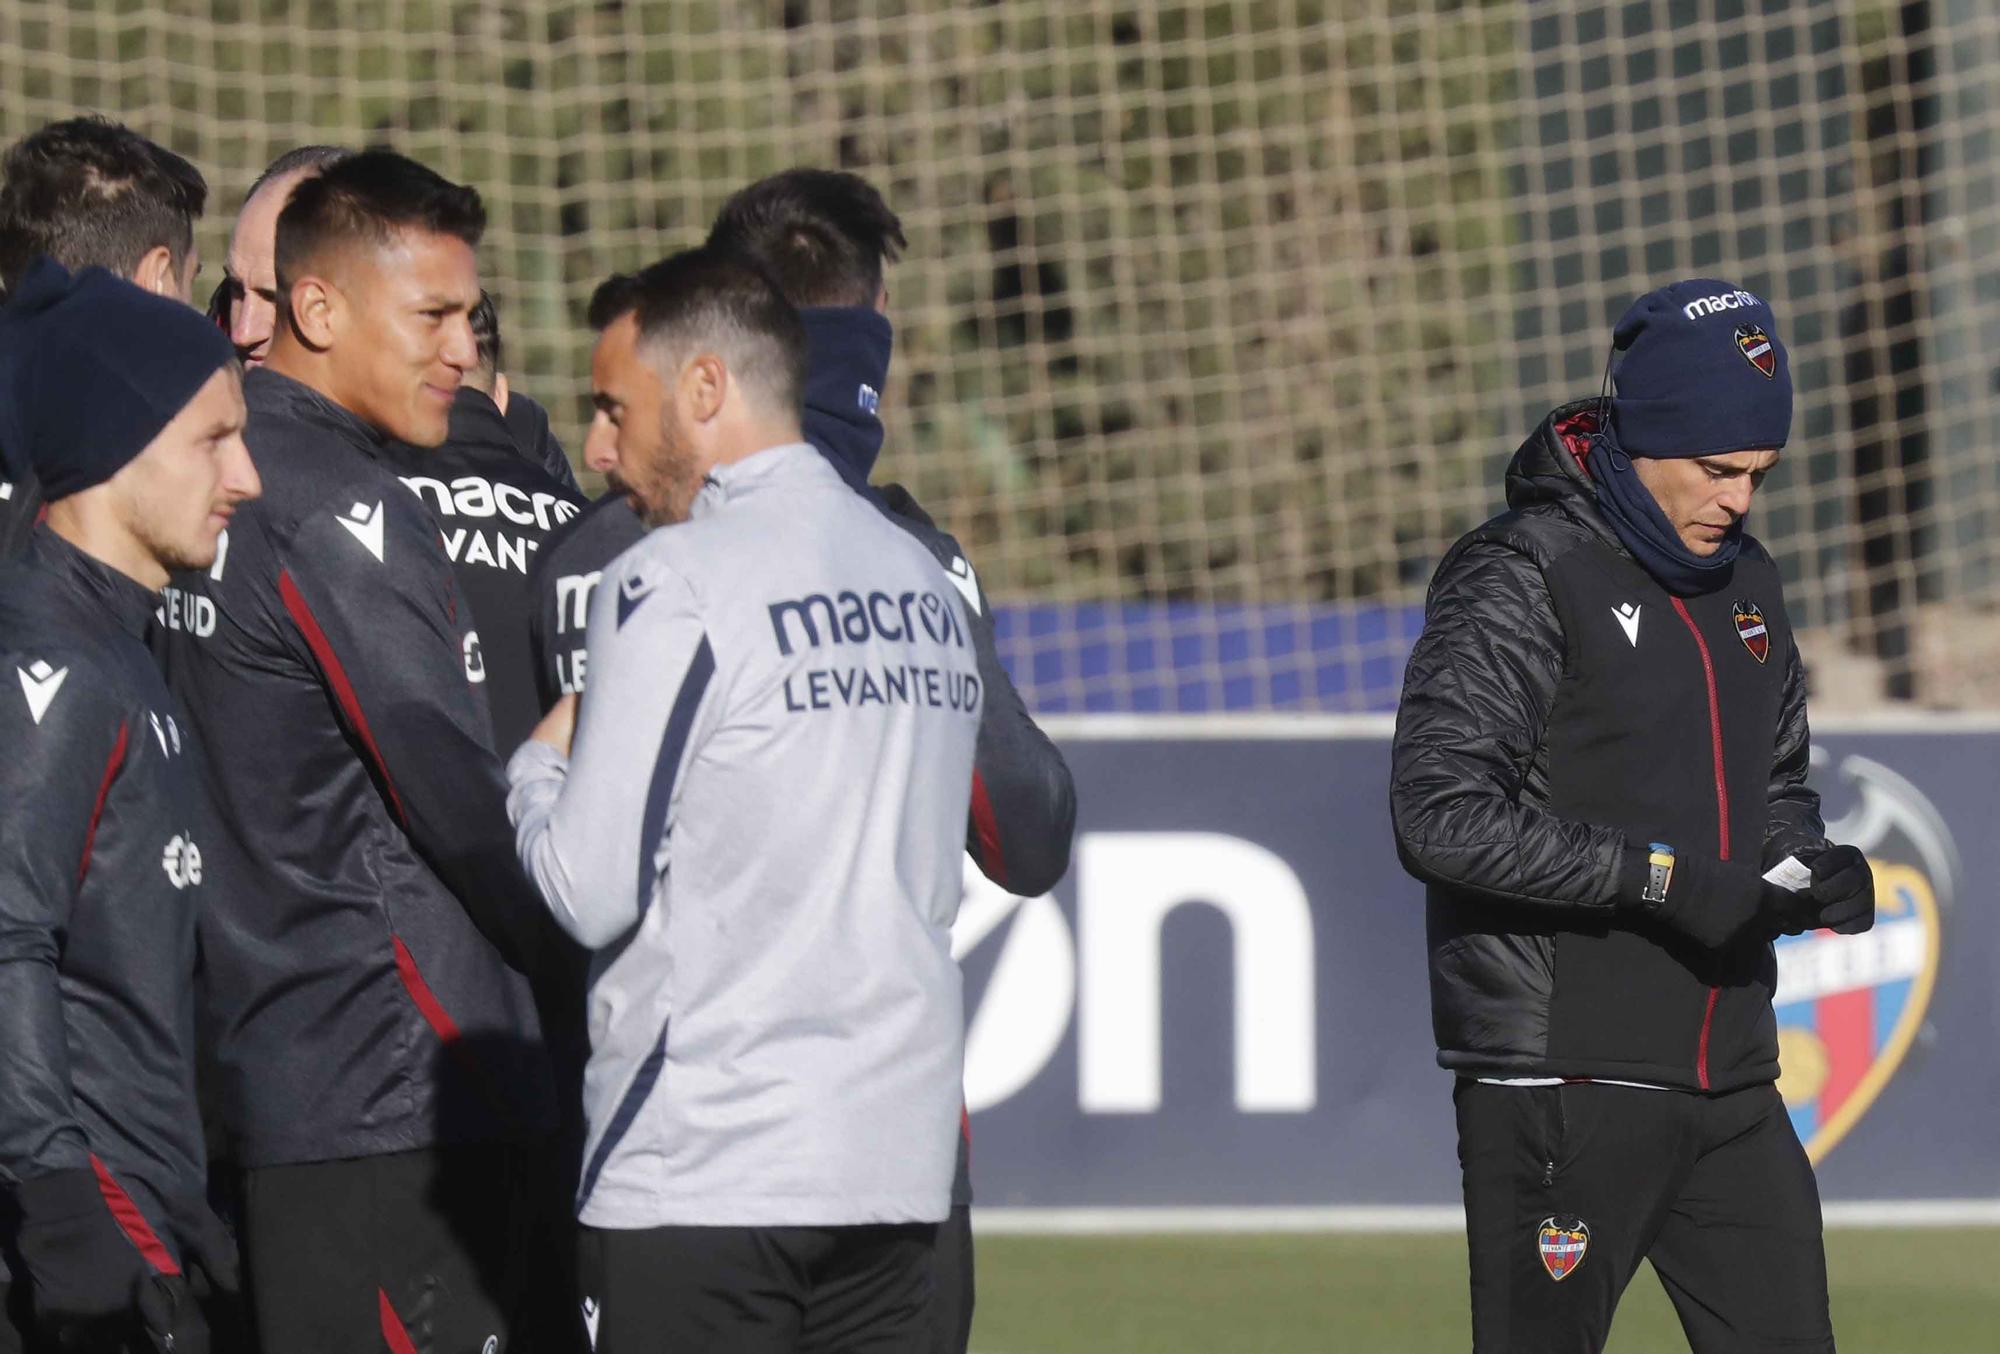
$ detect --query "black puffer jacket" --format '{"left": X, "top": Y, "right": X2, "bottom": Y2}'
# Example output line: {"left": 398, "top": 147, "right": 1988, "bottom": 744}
{"left": 1391, "top": 401, "right": 1825, "bottom": 1091}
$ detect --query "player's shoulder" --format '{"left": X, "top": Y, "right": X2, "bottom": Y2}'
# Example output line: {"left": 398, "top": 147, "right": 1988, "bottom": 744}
{"left": 871, "top": 481, "right": 961, "bottom": 561}
{"left": 541, "top": 491, "right": 647, "bottom": 578}
{"left": 0, "top": 614, "right": 136, "bottom": 748}
{"left": 864, "top": 482, "right": 991, "bottom": 616}
{"left": 589, "top": 526, "right": 703, "bottom": 637}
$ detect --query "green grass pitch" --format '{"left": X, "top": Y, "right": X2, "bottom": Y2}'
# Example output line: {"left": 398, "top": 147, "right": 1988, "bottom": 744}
{"left": 970, "top": 1229, "right": 1999, "bottom": 1352}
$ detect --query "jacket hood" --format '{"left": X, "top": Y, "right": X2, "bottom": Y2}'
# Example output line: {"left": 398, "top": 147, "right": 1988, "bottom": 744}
{"left": 1505, "top": 398, "right": 1605, "bottom": 513}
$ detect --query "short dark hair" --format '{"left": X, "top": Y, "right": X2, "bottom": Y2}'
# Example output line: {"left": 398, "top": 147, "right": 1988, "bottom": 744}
{"left": 705, "top": 168, "right": 904, "bottom": 310}
{"left": 469, "top": 290, "right": 501, "bottom": 380}
{"left": 274, "top": 149, "right": 484, "bottom": 304}
{"left": 244, "top": 144, "right": 351, "bottom": 207}
{"left": 588, "top": 246, "right": 808, "bottom": 414}
{"left": 0, "top": 116, "right": 208, "bottom": 292}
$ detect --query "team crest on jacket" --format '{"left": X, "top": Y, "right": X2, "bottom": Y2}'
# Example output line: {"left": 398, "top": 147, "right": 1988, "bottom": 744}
{"left": 1774, "top": 754, "right": 1949, "bottom": 1164}
{"left": 1732, "top": 599, "right": 1769, "bottom": 664}
{"left": 1735, "top": 323, "right": 1777, "bottom": 378}
{"left": 1536, "top": 1217, "right": 1589, "bottom": 1281}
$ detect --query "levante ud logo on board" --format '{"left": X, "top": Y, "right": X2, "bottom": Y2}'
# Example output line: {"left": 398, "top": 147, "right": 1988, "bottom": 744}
{"left": 1732, "top": 599, "right": 1769, "bottom": 664}
{"left": 1735, "top": 323, "right": 1777, "bottom": 377}
{"left": 1774, "top": 754, "right": 1950, "bottom": 1164}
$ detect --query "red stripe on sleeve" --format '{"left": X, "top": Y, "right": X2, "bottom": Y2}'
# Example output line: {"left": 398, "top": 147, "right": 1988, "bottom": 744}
{"left": 89, "top": 1154, "right": 180, "bottom": 1276}
{"left": 969, "top": 769, "right": 1007, "bottom": 887}
{"left": 392, "top": 935, "right": 462, "bottom": 1044}
{"left": 76, "top": 722, "right": 129, "bottom": 886}
{"left": 279, "top": 569, "right": 409, "bottom": 828}
{"left": 379, "top": 1289, "right": 421, "bottom": 1354}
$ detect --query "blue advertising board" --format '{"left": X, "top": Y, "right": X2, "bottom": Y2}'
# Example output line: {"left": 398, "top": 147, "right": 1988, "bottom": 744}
{"left": 957, "top": 718, "right": 2000, "bottom": 1211}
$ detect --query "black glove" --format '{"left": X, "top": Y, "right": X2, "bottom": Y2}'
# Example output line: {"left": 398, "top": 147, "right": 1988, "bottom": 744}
{"left": 13, "top": 1168, "right": 154, "bottom": 1350}
{"left": 1620, "top": 839, "right": 1771, "bottom": 950}
{"left": 178, "top": 1201, "right": 240, "bottom": 1298}
{"left": 1804, "top": 845, "right": 1875, "bottom": 935}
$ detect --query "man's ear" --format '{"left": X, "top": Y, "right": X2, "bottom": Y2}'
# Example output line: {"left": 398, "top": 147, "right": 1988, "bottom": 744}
{"left": 131, "top": 245, "right": 177, "bottom": 298}
{"left": 681, "top": 353, "right": 729, "bottom": 424}
{"left": 285, "top": 274, "right": 341, "bottom": 351}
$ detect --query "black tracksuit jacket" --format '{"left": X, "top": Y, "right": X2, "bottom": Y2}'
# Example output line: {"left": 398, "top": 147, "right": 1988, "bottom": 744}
{"left": 0, "top": 530, "right": 211, "bottom": 1278}
{"left": 0, "top": 470, "right": 42, "bottom": 560}
{"left": 153, "top": 367, "right": 555, "bottom": 1169}
{"left": 1391, "top": 401, "right": 1826, "bottom": 1092}
{"left": 380, "top": 388, "right": 584, "bottom": 754}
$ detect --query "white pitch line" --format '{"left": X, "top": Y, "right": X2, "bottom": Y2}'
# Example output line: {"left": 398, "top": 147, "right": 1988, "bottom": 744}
{"left": 971, "top": 1200, "right": 2000, "bottom": 1235}
{"left": 1035, "top": 710, "right": 2000, "bottom": 740}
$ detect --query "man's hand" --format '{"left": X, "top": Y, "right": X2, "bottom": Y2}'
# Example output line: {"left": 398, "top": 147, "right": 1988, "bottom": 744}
{"left": 14, "top": 1168, "right": 156, "bottom": 1350}
{"left": 1803, "top": 845, "right": 1875, "bottom": 935}
{"left": 1622, "top": 840, "right": 1772, "bottom": 950}
{"left": 530, "top": 693, "right": 579, "bottom": 758}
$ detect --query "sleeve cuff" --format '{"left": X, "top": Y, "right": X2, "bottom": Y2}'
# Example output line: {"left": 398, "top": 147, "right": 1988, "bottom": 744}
{"left": 506, "top": 737, "right": 568, "bottom": 788}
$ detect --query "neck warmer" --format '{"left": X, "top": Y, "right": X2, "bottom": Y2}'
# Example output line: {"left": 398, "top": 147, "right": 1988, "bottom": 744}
{"left": 797, "top": 306, "right": 893, "bottom": 492}
{"left": 1584, "top": 428, "right": 1742, "bottom": 596}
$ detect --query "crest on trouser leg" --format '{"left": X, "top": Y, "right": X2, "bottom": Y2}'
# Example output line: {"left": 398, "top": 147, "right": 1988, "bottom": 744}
{"left": 1536, "top": 1216, "right": 1590, "bottom": 1281}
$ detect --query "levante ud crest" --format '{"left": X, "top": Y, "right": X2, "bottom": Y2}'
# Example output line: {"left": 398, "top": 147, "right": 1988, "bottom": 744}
{"left": 1773, "top": 754, "right": 1949, "bottom": 1164}
{"left": 1536, "top": 1217, "right": 1590, "bottom": 1281}
{"left": 1732, "top": 599, "right": 1769, "bottom": 664}
{"left": 1735, "top": 323, "right": 1778, "bottom": 377}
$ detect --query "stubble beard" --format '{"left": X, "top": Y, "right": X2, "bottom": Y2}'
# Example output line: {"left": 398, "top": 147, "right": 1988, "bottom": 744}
{"left": 132, "top": 504, "right": 222, "bottom": 577}
{"left": 636, "top": 415, "right": 707, "bottom": 528}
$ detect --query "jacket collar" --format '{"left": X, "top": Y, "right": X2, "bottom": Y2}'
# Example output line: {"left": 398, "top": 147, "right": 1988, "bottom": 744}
{"left": 27, "top": 524, "right": 161, "bottom": 639}
{"left": 688, "top": 442, "right": 839, "bottom": 521}
{"left": 444, "top": 387, "right": 516, "bottom": 454}
{"left": 245, "top": 365, "right": 390, "bottom": 453}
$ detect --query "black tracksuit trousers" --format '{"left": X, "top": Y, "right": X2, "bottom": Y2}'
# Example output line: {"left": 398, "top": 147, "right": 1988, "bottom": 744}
{"left": 578, "top": 1221, "right": 936, "bottom": 1354}
{"left": 1455, "top": 1079, "right": 1833, "bottom": 1353}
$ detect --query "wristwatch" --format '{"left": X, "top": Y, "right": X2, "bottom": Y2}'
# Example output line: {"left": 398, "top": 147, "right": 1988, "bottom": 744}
{"left": 1643, "top": 842, "right": 1676, "bottom": 906}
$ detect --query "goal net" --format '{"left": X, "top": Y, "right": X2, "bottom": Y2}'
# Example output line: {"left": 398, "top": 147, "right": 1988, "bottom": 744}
{"left": 4, "top": 0, "right": 1997, "bottom": 711}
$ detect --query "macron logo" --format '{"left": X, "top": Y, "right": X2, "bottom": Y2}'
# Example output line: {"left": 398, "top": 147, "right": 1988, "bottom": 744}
{"left": 18, "top": 660, "right": 68, "bottom": 725}
{"left": 1613, "top": 602, "right": 1642, "bottom": 647}
{"left": 581, "top": 1297, "right": 601, "bottom": 1349}
{"left": 1681, "top": 288, "right": 1760, "bottom": 321}
{"left": 857, "top": 383, "right": 880, "bottom": 415}
{"left": 616, "top": 573, "right": 655, "bottom": 629}
{"left": 337, "top": 501, "right": 385, "bottom": 562}
{"left": 945, "top": 556, "right": 983, "bottom": 616}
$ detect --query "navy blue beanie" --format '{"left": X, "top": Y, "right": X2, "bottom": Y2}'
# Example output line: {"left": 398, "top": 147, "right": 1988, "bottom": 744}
{"left": 1608, "top": 278, "right": 1792, "bottom": 458}
{"left": 0, "top": 257, "right": 237, "bottom": 499}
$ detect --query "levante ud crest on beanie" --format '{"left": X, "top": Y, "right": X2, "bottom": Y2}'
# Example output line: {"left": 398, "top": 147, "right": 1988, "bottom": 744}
{"left": 1735, "top": 323, "right": 1778, "bottom": 378}
{"left": 1733, "top": 599, "right": 1769, "bottom": 663}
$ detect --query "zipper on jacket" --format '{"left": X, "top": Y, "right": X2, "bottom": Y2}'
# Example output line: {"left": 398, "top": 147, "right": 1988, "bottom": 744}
{"left": 1670, "top": 596, "right": 1727, "bottom": 1091}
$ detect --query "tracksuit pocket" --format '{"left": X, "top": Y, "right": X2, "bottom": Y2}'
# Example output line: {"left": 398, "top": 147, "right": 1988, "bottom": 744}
{"left": 1532, "top": 1084, "right": 1568, "bottom": 1189}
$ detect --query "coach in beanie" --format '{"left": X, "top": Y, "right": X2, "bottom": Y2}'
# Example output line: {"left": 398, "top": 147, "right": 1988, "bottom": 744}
{"left": 1394, "top": 271, "right": 1859, "bottom": 1352}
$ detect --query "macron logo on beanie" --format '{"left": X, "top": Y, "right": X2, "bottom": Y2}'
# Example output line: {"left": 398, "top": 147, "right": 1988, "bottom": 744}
{"left": 1679, "top": 288, "right": 1760, "bottom": 320}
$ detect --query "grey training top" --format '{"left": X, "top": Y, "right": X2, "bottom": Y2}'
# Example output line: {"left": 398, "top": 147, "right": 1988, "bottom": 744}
{"left": 509, "top": 442, "right": 982, "bottom": 1229}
